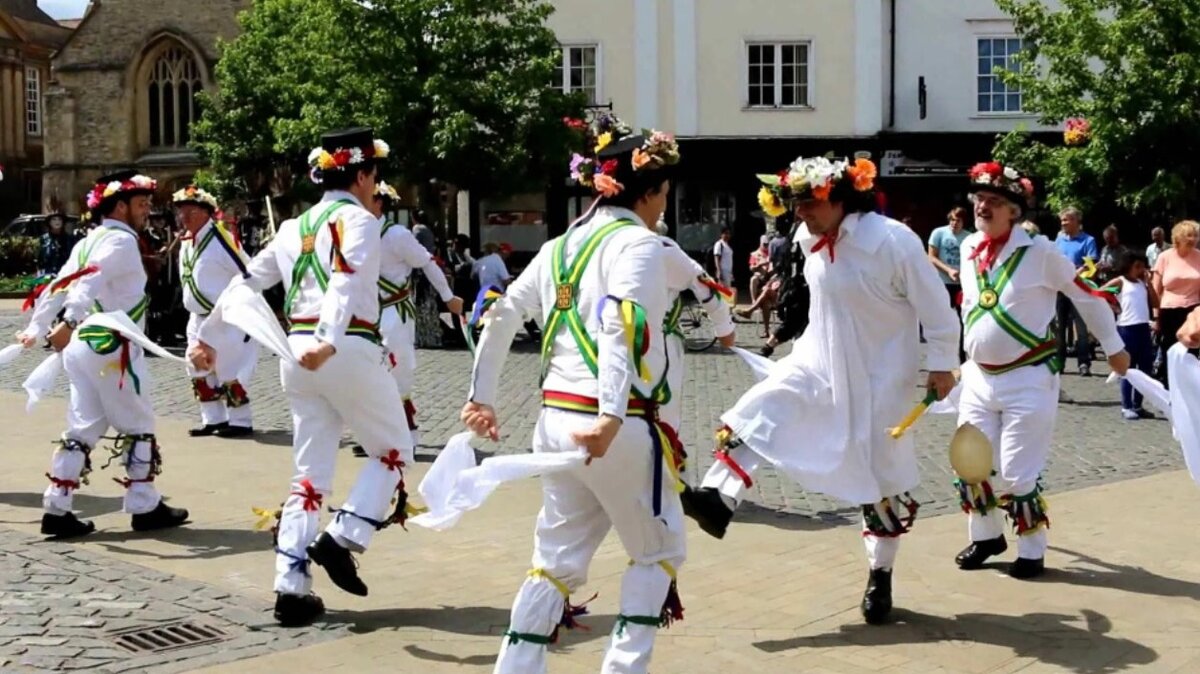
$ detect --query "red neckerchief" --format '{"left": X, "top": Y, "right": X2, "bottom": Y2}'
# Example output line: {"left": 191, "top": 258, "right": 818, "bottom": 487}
{"left": 969, "top": 230, "right": 1011, "bottom": 272}
{"left": 811, "top": 230, "right": 838, "bottom": 263}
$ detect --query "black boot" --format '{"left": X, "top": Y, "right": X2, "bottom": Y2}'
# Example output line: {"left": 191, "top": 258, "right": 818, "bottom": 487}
{"left": 955, "top": 535, "right": 1008, "bottom": 570}
{"left": 1008, "top": 557, "right": 1045, "bottom": 580}
{"left": 680, "top": 485, "right": 734, "bottom": 540}
{"left": 213, "top": 425, "right": 253, "bottom": 438}
{"left": 307, "top": 532, "right": 368, "bottom": 596}
{"left": 188, "top": 422, "right": 228, "bottom": 437}
{"left": 41, "top": 512, "right": 95, "bottom": 539}
{"left": 131, "top": 500, "right": 190, "bottom": 532}
{"left": 861, "top": 568, "right": 893, "bottom": 625}
{"left": 351, "top": 444, "right": 368, "bottom": 458}
{"left": 274, "top": 593, "right": 325, "bottom": 627}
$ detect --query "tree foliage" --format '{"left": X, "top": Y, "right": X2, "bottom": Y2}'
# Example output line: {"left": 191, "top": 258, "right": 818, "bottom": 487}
{"left": 191, "top": 0, "right": 584, "bottom": 212}
{"left": 994, "top": 0, "right": 1200, "bottom": 223}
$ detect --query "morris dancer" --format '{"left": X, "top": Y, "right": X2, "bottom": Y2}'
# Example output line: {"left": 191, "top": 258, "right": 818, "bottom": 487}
{"left": 462, "top": 117, "right": 683, "bottom": 673}
{"left": 953, "top": 162, "right": 1128, "bottom": 578}
{"left": 191, "top": 128, "right": 416, "bottom": 627}
{"left": 174, "top": 185, "right": 258, "bottom": 438}
{"left": 16, "top": 170, "right": 190, "bottom": 539}
{"left": 683, "top": 156, "right": 960, "bottom": 625}
{"left": 362, "top": 181, "right": 462, "bottom": 454}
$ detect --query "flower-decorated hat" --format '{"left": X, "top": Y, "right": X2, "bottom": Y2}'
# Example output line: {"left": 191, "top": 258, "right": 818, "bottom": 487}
{"left": 86, "top": 169, "right": 158, "bottom": 212}
{"left": 757, "top": 155, "right": 877, "bottom": 216}
{"left": 374, "top": 180, "right": 400, "bottom": 204}
{"left": 171, "top": 184, "right": 219, "bottom": 213}
{"left": 565, "top": 113, "right": 680, "bottom": 198}
{"left": 967, "top": 161, "right": 1034, "bottom": 208}
{"left": 307, "top": 127, "right": 390, "bottom": 184}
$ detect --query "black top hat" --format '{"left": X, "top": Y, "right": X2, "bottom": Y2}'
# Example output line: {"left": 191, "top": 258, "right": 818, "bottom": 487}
{"left": 321, "top": 127, "right": 376, "bottom": 155}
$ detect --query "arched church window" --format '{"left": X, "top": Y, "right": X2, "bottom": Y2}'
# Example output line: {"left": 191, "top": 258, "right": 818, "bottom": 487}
{"left": 147, "top": 46, "right": 203, "bottom": 149}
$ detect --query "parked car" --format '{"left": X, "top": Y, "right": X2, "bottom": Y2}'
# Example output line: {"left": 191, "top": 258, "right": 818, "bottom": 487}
{"left": 1, "top": 213, "right": 81, "bottom": 239}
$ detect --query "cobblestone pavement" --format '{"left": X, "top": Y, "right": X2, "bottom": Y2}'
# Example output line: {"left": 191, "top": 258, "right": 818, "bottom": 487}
{"left": 0, "top": 309, "right": 1181, "bottom": 522}
{"left": 0, "top": 529, "right": 347, "bottom": 672}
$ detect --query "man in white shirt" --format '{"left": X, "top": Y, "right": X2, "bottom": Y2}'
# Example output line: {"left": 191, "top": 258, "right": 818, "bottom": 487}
{"left": 953, "top": 162, "right": 1129, "bottom": 579}
{"left": 174, "top": 185, "right": 258, "bottom": 438}
{"left": 474, "top": 242, "right": 514, "bottom": 290}
{"left": 191, "top": 128, "right": 417, "bottom": 627}
{"left": 712, "top": 228, "right": 734, "bottom": 288}
{"left": 17, "top": 170, "right": 190, "bottom": 539}
{"left": 462, "top": 122, "right": 683, "bottom": 674}
{"left": 684, "top": 156, "right": 960, "bottom": 626}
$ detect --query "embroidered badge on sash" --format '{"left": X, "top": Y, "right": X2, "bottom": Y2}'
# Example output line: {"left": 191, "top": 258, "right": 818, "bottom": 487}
{"left": 555, "top": 283, "right": 573, "bottom": 310}
{"left": 978, "top": 288, "right": 999, "bottom": 310}
{"left": 301, "top": 234, "right": 316, "bottom": 254}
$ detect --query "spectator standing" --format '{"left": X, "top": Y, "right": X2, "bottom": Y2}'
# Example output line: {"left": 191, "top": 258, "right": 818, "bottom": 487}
{"left": 1146, "top": 226, "right": 1169, "bottom": 268}
{"left": 1054, "top": 206, "right": 1100, "bottom": 375}
{"left": 474, "top": 242, "right": 513, "bottom": 290}
{"left": 1152, "top": 220, "right": 1200, "bottom": 386}
{"left": 712, "top": 227, "right": 735, "bottom": 288}
{"left": 1097, "top": 224, "right": 1128, "bottom": 283}
{"left": 929, "top": 207, "right": 971, "bottom": 362}
{"left": 1103, "top": 251, "right": 1158, "bottom": 419}
{"left": 37, "top": 214, "right": 73, "bottom": 276}
{"left": 760, "top": 216, "right": 810, "bottom": 357}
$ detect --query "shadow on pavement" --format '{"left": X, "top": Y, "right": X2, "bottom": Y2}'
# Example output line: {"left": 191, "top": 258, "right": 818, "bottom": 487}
{"left": 402, "top": 645, "right": 494, "bottom": 667}
{"left": 253, "top": 430, "right": 294, "bottom": 447}
{"left": 734, "top": 501, "right": 855, "bottom": 532}
{"left": 325, "top": 604, "right": 614, "bottom": 644}
{"left": 753, "top": 608, "right": 1156, "bottom": 672}
{"left": 0, "top": 491, "right": 124, "bottom": 520}
{"left": 1047, "top": 546, "right": 1200, "bottom": 599}
{"left": 83, "top": 525, "right": 271, "bottom": 560}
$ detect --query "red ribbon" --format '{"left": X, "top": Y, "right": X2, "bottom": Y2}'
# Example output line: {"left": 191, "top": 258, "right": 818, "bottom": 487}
{"left": 328, "top": 220, "right": 355, "bottom": 274}
{"left": 379, "top": 449, "right": 405, "bottom": 472}
{"left": 969, "top": 232, "right": 1011, "bottom": 272}
{"left": 698, "top": 277, "right": 734, "bottom": 303}
{"left": 45, "top": 474, "right": 80, "bottom": 493}
{"left": 22, "top": 264, "right": 100, "bottom": 312}
{"left": 714, "top": 449, "right": 754, "bottom": 489}
{"left": 290, "top": 478, "right": 323, "bottom": 512}
{"left": 403, "top": 399, "right": 418, "bottom": 431}
{"left": 811, "top": 233, "right": 837, "bottom": 263}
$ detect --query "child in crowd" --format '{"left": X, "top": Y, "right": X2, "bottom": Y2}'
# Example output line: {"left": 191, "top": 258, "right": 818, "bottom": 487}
{"left": 1104, "top": 250, "right": 1159, "bottom": 419}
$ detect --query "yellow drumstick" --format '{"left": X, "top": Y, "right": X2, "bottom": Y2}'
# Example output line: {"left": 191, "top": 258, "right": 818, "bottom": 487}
{"left": 888, "top": 390, "right": 939, "bottom": 439}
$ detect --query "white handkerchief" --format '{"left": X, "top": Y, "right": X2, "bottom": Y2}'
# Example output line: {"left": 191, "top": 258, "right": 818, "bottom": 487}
{"left": 23, "top": 353, "right": 62, "bottom": 412}
{"left": 732, "top": 347, "right": 775, "bottom": 382}
{"left": 0, "top": 344, "right": 24, "bottom": 369}
{"left": 80, "top": 312, "right": 185, "bottom": 363}
{"left": 220, "top": 285, "right": 299, "bottom": 364}
{"left": 1168, "top": 346, "right": 1200, "bottom": 485}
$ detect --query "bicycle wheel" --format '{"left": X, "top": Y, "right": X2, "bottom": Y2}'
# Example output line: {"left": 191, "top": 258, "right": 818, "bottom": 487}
{"left": 681, "top": 300, "right": 717, "bottom": 352}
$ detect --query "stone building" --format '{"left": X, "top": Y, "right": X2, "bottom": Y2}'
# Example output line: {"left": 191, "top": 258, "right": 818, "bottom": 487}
{"left": 0, "top": 0, "right": 71, "bottom": 218}
{"left": 41, "top": 0, "right": 248, "bottom": 214}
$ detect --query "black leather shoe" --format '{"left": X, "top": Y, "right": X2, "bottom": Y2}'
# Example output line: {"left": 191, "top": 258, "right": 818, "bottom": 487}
{"left": 861, "top": 568, "right": 893, "bottom": 625}
{"left": 680, "top": 486, "right": 734, "bottom": 540}
{"left": 274, "top": 593, "right": 325, "bottom": 627}
{"left": 955, "top": 535, "right": 1008, "bottom": 570}
{"left": 351, "top": 444, "right": 368, "bottom": 458}
{"left": 214, "top": 425, "right": 253, "bottom": 438}
{"left": 1008, "top": 557, "right": 1045, "bottom": 580}
{"left": 41, "top": 512, "right": 95, "bottom": 539}
{"left": 188, "top": 422, "right": 228, "bottom": 437}
{"left": 307, "top": 532, "right": 368, "bottom": 596}
{"left": 131, "top": 500, "right": 190, "bottom": 532}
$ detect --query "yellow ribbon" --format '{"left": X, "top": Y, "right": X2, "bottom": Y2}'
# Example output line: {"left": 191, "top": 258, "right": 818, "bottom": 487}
{"left": 528, "top": 568, "right": 571, "bottom": 599}
{"left": 251, "top": 506, "right": 280, "bottom": 531}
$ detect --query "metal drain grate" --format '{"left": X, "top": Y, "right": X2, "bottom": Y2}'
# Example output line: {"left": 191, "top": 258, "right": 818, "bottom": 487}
{"left": 109, "top": 621, "right": 230, "bottom": 654}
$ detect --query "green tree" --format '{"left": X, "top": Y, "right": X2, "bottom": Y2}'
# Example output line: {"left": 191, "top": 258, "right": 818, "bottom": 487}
{"left": 994, "top": 0, "right": 1200, "bottom": 222}
{"left": 191, "top": 0, "right": 584, "bottom": 220}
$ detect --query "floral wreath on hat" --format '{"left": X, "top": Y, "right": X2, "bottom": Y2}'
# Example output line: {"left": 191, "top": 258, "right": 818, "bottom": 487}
{"left": 564, "top": 113, "right": 680, "bottom": 198}
{"left": 171, "top": 185, "right": 219, "bottom": 211}
{"left": 968, "top": 161, "right": 1034, "bottom": 205}
{"left": 756, "top": 155, "right": 877, "bottom": 217}
{"left": 86, "top": 174, "right": 157, "bottom": 210}
{"left": 374, "top": 180, "right": 400, "bottom": 202}
{"left": 308, "top": 139, "right": 391, "bottom": 184}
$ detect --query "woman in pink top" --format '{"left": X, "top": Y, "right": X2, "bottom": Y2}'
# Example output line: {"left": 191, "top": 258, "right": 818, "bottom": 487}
{"left": 1152, "top": 219, "right": 1200, "bottom": 385}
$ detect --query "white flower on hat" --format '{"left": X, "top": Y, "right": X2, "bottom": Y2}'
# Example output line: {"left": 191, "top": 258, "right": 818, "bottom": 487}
{"left": 308, "top": 147, "right": 323, "bottom": 165}
{"left": 374, "top": 139, "right": 390, "bottom": 159}
{"left": 349, "top": 147, "right": 365, "bottom": 164}
{"left": 103, "top": 181, "right": 123, "bottom": 197}
{"left": 1003, "top": 166, "right": 1019, "bottom": 180}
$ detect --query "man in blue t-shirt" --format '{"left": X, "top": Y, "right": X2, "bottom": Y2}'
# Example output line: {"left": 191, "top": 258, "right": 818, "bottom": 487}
{"left": 1054, "top": 206, "right": 1100, "bottom": 375}
{"left": 928, "top": 207, "right": 971, "bottom": 361}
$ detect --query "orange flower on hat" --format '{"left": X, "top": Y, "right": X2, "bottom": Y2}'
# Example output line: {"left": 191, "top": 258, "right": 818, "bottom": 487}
{"left": 811, "top": 182, "right": 833, "bottom": 201}
{"left": 593, "top": 173, "right": 625, "bottom": 198}
{"left": 847, "top": 158, "right": 877, "bottom": 191}
{"left": 632, "top": 148, "right": 652, "bottom": 170}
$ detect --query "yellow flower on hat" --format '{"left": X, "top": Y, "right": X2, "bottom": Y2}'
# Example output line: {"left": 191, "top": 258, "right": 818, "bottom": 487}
{"left": 595, "top": 132, "right": 613, "bottom": 154}
{"left": 758, "top": 187, "right": 786, "bottom": 218}
{"left": 317, "top": 151, "right": 336, "bottom": 171}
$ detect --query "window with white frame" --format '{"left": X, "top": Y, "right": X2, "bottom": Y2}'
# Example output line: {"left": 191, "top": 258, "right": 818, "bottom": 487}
{"left": 553, "top": 45, "right": 599, "bottom": 105}
{"left": 746, "top": 42, "right": 811, "bottom": 108}
{"left": 977, "top": 37, "right": 1024, "bottom": 113}
{"left": 25, "top": 67, "right": 41, "bottom": 136}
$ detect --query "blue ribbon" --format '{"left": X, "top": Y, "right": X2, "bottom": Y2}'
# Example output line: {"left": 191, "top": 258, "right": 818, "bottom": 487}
{"left": 275, "top": 547, "right": 310, "bottom": 576}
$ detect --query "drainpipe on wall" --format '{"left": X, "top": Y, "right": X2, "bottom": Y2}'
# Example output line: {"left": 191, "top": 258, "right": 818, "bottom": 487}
{"left": 888, "top": 0, "right": 897, "bottom": 130}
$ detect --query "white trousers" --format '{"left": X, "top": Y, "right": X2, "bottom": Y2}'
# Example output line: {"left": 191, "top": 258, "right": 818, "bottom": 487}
{"left": 274, "top": 335, "right": 415, "bottom": 596}
{"left": 495, "top": 408, "right": 687, "bottom": 674}
{"left": 701, "top": 446, "right": 902, "bottom": 570}
{"left": 186, "top": 313, "right": 257, "bottom": 428}
{"left": 46, "top": 335, "right": 161, "bottom": 516}
{"left": 956, "top": 361, "right": 1058, "bottom": 559}
{"left": 381, "top": 307, "right": 419, "bottom": 442}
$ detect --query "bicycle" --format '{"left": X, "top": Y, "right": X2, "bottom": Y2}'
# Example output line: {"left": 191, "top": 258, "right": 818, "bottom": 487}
{"left": 679, "top": 290, "right": 718, "bottom": 352}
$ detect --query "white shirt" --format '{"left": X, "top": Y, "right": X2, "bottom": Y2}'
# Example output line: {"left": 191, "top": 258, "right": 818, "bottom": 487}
{"left": 713, "top": 239, "right": 734, "bottom": 281}
{"left": 960, "top": 226, "right": 1123, "bottom": 365}
{"left": 469, "top": 206, "right": 668, "bottom": 419}
{"left": 179, "top": 219, "right": 249, "bottom": 316}
{"left": 1147, "top": 242, "right": 1168, "bottom": 269}
{"left": 203, "top": 191, "right": 380, "bottom": 352}
{"left": 473, "top": 253, "right": 511, "bottom": 290}
{"left": 1117, "top": 278, "right": 1151, "bottom": 326}
{"left": 380, "top": 219, "right": 453, "bottom": 303}
{"left": 62, "top": 219, "right": 147, "bottom": 327}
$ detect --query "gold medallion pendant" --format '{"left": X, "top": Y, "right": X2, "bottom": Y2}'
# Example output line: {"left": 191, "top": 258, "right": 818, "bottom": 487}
{"left": 978, "top": 288, "right": 999, "bottom": 310}
{"left": 555, "top": 283, "right": 573, "bottom": 310}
